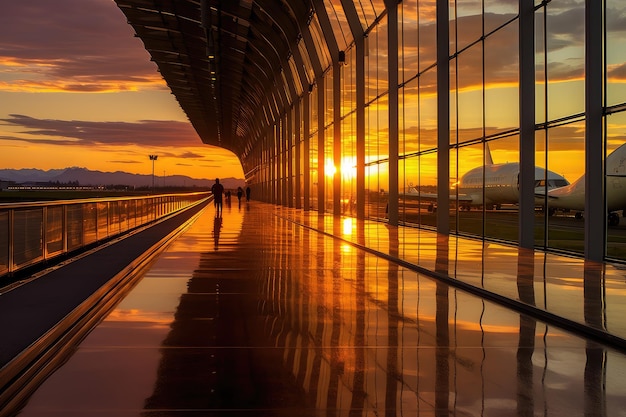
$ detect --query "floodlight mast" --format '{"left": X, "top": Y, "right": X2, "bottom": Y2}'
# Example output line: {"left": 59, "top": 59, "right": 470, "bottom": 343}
{"left": 149, "top": 155, "right": 158, "bottom": 191}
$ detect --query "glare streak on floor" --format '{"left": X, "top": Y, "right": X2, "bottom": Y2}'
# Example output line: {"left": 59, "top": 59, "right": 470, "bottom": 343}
{"left": 16, "top": 202, "right": 626, "bottom": 416}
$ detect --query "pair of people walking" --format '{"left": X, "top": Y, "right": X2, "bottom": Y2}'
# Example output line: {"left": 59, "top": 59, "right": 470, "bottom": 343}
{"left": 236, "top": 186, "right": 252, "bottom": 203}
{"left": 213, "top": 179, "right": 251, "bottom": 214}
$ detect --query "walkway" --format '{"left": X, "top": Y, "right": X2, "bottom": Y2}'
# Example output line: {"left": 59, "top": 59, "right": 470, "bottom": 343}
{"left": 5, "top": 200, "right": 626, "bottom": 416}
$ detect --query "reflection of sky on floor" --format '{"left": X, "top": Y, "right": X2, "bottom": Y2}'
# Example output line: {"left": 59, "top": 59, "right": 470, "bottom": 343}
{"left": 288, "top": 208, "right": 626, "bottom": 343}
{"left": 110, "top": 204, "right": 245, "bottom": 325}
{"left": 16, "top": 202, "right": 626, "bottom": 416}
{"left": 19, "top": 205, "right": 247, "bottom": 415}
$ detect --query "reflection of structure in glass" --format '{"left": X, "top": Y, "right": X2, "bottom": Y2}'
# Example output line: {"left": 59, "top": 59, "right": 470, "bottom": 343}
{"left": 254, "top": 222, "right": 620, "bottom": 415}
{"left": 117, "top": 1, "right": 626, "bottom": 260}
{"left": 135, "top": 209, "right": 626, "bottom": 415}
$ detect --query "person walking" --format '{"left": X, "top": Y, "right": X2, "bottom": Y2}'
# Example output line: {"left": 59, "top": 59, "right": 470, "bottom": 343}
{"left": 211, "top": 178, "right": 225, "bottom": 216}
{"left": 237, "top": 186, "right": 244, "bottom": 208}
{"left": 245, "top": 186, "right": 251, "bottom": 202}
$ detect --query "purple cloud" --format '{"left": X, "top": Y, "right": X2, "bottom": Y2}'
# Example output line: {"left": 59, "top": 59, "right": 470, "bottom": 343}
{"left": 0, "top": 0, "right": 162, "bottom": 91}
{"left": 0, "top": 114, "right": 202, "bottom": 147}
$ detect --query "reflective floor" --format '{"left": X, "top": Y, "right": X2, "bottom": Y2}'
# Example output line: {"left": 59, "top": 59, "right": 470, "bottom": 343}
{"left": 16, "top": 201, "right": 626, "bottom": 416}
{"left": 283, "top": 210, "right": 626, "bottom": 346}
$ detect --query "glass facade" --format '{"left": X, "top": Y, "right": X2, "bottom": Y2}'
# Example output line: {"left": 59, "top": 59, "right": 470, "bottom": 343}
{"left": 245, "top": 1, "right": 626, "bottom": 262}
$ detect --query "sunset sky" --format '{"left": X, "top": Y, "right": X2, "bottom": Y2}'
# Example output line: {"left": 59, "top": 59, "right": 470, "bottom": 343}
{"left": 2, "top": 1, "right": 624, "bottom": 186}
{"left": 0, "top": 0, "right": 244, "bottom": 180}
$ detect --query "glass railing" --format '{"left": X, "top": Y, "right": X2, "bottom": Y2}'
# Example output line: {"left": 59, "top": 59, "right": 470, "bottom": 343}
{"left": 0, "top": 192, "right": 210, "bottom": 279}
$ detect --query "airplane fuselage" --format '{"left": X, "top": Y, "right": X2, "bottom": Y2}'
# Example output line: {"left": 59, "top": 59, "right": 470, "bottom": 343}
{"left": 543, "top": 142, "right": 626, "bottom": 215}
{"left": 458, "top": 163, "right": 568, "bottom": 207}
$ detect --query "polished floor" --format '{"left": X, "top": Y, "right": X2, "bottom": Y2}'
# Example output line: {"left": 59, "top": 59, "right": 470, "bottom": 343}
{"left": 14, "top": 200, "right": 626, "bottom": 416}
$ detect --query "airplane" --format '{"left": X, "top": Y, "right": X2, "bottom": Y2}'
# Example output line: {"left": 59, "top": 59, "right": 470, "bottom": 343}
{"left": 400, "top": 147, "right": 570, "bottom": 211}
{"left": 538, "top": 142, "right": 626, "bottom": 225}
{"left": 400, "top": 142, "right": 626, "bottom": 226}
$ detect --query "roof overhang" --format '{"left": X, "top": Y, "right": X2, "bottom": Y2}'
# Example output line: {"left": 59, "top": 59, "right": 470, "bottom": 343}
{"left": 115, "top": 0, "right": 314, "bottom": 159}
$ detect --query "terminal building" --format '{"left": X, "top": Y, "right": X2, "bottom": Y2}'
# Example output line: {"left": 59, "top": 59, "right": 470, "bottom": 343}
{"left": 2, "top": 1, "right": 626, "bottom": 416}
{"left": 116, "top": 0, "right": 626, "bottom": 262}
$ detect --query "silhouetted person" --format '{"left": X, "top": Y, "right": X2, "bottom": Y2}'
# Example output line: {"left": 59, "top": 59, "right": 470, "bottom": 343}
{"left": 237, "top": 187, "right": 244, "bottom": 208}
{"left": 245, "top": 186, "right": 251, "bottom": 202}
{"left": 211, "top": 178, "right": 225, "bottom": 216}
{"left": 225, "top": 190, "right": 231, "bottom": 207}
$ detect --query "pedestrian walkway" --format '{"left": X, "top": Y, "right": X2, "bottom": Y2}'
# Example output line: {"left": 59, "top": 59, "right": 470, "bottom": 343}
{"left": 7, "top": 201, "right": 626, "bottom": 416}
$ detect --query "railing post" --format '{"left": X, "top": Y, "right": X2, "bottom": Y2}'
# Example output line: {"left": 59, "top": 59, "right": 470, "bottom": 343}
{"left": 42, "top": 206, "right": 48, "bottom": 261}
{"left": 62, "top": 204, "right": 68, "bottom": 254}
{"left": 8, "top": 209, "right": 14, "bottom": 274}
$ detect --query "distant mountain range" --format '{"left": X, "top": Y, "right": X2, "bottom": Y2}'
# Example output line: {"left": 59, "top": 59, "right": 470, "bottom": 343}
{"left": 0, "top": 167, "right": 246, "bottom": 190}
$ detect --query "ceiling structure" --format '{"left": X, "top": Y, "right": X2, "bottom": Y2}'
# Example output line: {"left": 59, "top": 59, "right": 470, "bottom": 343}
{"left": 114, "top": 0, "right": 333, "bottom": 165}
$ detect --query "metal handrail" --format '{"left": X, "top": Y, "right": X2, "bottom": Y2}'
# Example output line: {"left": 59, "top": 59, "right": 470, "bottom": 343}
{"left": 0, "top": 192, "right": 210, "bottom": 280}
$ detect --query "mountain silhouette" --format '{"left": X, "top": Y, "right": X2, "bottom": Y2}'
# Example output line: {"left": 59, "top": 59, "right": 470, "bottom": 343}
{"left": 0, "top": 167, "right": 245, "bottom": 189}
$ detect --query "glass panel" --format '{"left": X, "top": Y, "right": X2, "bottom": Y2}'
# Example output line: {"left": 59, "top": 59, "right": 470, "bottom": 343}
{"left": 457, "top": 42, "right": 483, "bottom": 143}
{"left": 534, "top": 128, "right": 547, "bottom": 246}
{"left": 400, "top": 79, "right": 418, "bottom": 224}
{"left": 449, "top": 57, "right": 457, "bottom": 145}
{"left": 449, "top": 0, "right": 456, "bottom": 56}
{"left": 120, "top": 200, "right": 130, "bottom": 232}
{"left": 366, "top": 161, "right": 388, "bottom": 220}
{"left": 355, "top": 0, "right": 377, "bottom": 30}
{"left": 485, "top": 22, "right": 519, "bottom": 138}
{"left": 376, "top": 16, "right": 389, "bottom": 94}
{"left": 280, "top": 70, "right": 293, "bottom": 105}
{"left": 298, "top": 39, "right": 316, "bottom": 85}
{"left": 83, "top": 203, "right": 98, "bottom": 245}
{"left": 325, "top": 70, "right": 334, "bottom": 128}
{"left": 341, "top": 112, "right": 357, "bottom": 215}
{"left": 419, "top": 68, "right": 438, "bottom": 151}
{"left": 287, "top": 57, "right": 304, "bottom": 96}
{"left": 546, "top": 1, "right": 585, "bottom": 121}
{"left": 298, "top": 130, "right": 305, "bottom": 209}
{"left": 377, "top": 94, "right": 389, "bottom": 165}
{"left": 323, "top": 0, "right": 353, "bottom": 52}
{"left": 309, "top": 13, "right": 332, "bottom": 71}
{"left": 365, "top": 98, "right": 389, "bottom": 220}
{"left": 399, "top": 156, "right": 417, "bottom": 224}
{"left": 400, "top": 1, "right": 419, "bottom": 82}
{"left": 607, "top": 0, "right": 626, "bottom": 107}
{"left": 0, "top": 211, "right": 8, "bottom": 274}
{"left": 400, "top": 79, "right": 419, "bottom": 159}
{"left": 46, "top": 206, "right": 64, "bottom": 255}
{"left": 485, "top": 136, "right": 520, "bottom": 242}
{"left": 324, "top": 125, "right": 334, "bottom": 212}
{"left": 418, "top": 0, "right": 437, "bottom": 70}
{"left": 606, "top": 111, "right": 626, "bottom": 259}
{"left": 535, "top": 7, "right": 547, "bottom": 125}
{"left": 399, "top": 153, "right": 409, "bottom": 220}
{"left": 13, "top": 208, "right": 43, "bottom": 268}
{"left": 310, "top": 84, "right": 318, "bottom": 135}
{"left": 109, "top": 201, "right": 121, "bottom": 235}
{"left": 310, "top": 87, "right": 319, "bottom": 210}
{"left": 366, "top": 16, "right": 389, "bottom": 103}
{"left": 455, "top": 1, "right": 482, "bottom": 52}
{"left": 449, "top": 146, "right": 458, "bottom": 233}
{"left": 419, "top": 151, "right": 438, "bottom": 228}
{"left": 484, "top": 0, "right": 517, "bottom": 35}
{"left": 456, "top": 143, "right": 483, "bottom": 236}
{"left": 546, "top": 121, "right": 585, "bottom": 254}
{"left": 66, "top": 205, "right": 83, "bottom": 251}
{"left": 341, "top": 46, "right": 356, "bottom": 116}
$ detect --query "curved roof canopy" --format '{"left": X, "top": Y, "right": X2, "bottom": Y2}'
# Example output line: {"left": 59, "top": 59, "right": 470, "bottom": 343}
{"left": 114, "top": 0, "right": 326, "bottom": 161}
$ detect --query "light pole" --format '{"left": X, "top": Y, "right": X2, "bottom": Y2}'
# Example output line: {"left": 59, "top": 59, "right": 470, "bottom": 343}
{"left": 149, "top": 155, "right": 158, "bottom": 191}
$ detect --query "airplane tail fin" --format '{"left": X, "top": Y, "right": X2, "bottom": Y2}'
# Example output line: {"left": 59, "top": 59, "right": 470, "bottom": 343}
{"left": 485, "top": 142, "right": 494, "bottom": 166}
